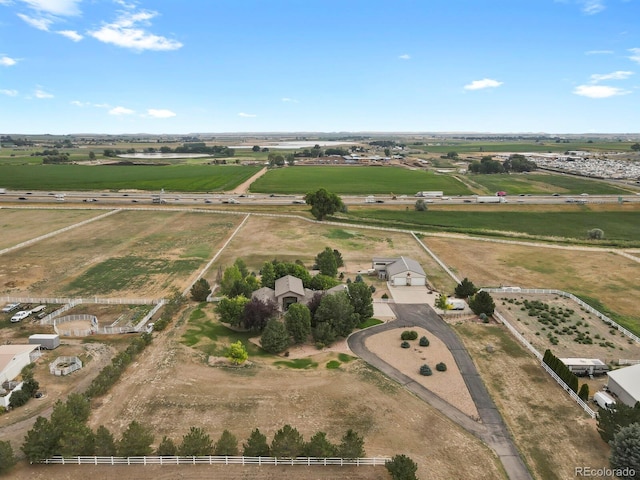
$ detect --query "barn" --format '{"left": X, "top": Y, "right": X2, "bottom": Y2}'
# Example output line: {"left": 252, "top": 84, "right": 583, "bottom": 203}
{"left": 372, "top": 257, "right": 427, "bottom": 286}
{"left": 0, "top": 344, "right": 41, "bottom": 408}
{"left": 606, "top": 364, "right": 640, "bottom": 407}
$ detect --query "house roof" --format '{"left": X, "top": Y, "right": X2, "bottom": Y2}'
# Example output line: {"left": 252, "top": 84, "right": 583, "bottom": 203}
{"left": 608, "top": 364, "right": 640, "bottom": 402}
{"left": 0, "top": 344, "right": 39, "bottom": 377}
{"left": 275, "top": 275, "right": 305, "bottom": 297}
{"left": 386, "top": 256, "right": 426, "bottom": 278}
{"left": 252, "top": 286, "right": 275, "bottom": 304}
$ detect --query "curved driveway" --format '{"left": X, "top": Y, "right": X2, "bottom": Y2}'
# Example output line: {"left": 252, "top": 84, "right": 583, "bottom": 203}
{"left": 348, "top": 303, "right": 533, "bottom": 480}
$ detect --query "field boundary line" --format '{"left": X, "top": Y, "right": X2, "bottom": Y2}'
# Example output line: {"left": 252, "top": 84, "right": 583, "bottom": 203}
{"left": 0, "top": 209, "right": 120, "bottom": 256}
{"left": 39, "top": 455, "right": 391, "bottom": 467}
{"left": 410, "top": 232, "right": 460, "bottom": 284}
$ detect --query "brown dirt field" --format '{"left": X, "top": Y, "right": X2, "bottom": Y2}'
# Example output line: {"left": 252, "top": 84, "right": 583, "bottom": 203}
{"left": 0, "top": 208, "right": 102, "bottom": 250}
{"left": 496, "top": 293, "right": 640, "bottom": 362}
{"left": 54, "top": 312, "right": 506, "bottom": 480}
{"left": 425, "top": 236, "right": 640, "bottom": 322}
{"left": 454, "top": 323, "right": 609, "bottom": 480}
{"left": 366, "top": 327, "right": 478, "bottom": 418}
{"left": 0, "top": 210, "right": 242, "bottom": 298}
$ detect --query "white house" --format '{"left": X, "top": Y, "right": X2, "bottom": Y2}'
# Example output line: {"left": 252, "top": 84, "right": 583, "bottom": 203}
{"left": 0, "top": 344, "right": 40, "bottom": 408}
{"left": 607, "top": 364, "right": 640, "bottom": 407}
{"left": 372, "top": 256, "right": 427, "bottom": 286}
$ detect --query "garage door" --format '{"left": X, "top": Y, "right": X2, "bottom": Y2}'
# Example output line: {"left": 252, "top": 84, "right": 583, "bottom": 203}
{"left": 410, "top": 277, "right": 426, "bottom": 286}
{"left": 392, "top": 276, "right": 407, "bottom": 286}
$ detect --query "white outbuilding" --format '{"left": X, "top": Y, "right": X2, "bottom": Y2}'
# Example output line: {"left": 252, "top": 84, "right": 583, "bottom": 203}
{"left": 606, "top": 364, "right": 640, "bottom": 407}
{"left": 372, "top": 256, "right": 427, "bottom": 286}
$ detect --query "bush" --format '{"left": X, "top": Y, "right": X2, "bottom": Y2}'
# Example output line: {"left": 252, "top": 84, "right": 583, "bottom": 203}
{"left": 400, "top": 341, "right": 410, "bottom": 349}
{"left": 419, "top": 336, "right": 429, "bottom": 347}
{"left": 436, "top": 362, "right": 447, "bottom": 372}
{"left": 401, "top": 330, "right": 418, "bottom": 341}
{"left": 419, "top": 364, "right": 432, "bottom": 376}
{"left": 381, "top": 293, "right": 389, "bottom": 299}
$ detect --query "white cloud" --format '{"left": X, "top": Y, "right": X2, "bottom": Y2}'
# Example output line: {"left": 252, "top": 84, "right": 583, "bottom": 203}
{"left": 34, "top": 88, "right": 53, "bottom": 98}
{"left": 590, "top": 71, "right": 633, "bottom": 82}
{"left": 581, "top": 0, "right": 605, "bottom": 14}
{"left": 109, "top": 106, "right": 135, "bottom": 115}
{"left": 0, "top": 56, "right": 17, "bottom": 66}
{"left": 238, "top": 112, "right": 256, "bottom": 118}
{"left": 399, "top": 54, "right": 411, "bottom": 60}
{"left": 147, "top": 108, "right": 176, "bottom": 118}
{"left": 89, "top": 9, "right": 183, "bottom": 52}
{"left": 21, "top": 0, "right": 81, "bottom": 16}
{"left": 17, "top": 13, "right": 52, "bottom": 30}
{"left": 57, "top": 30, "right": 83, "bottom": 41}
{"left": 281, "top": 97, "right": 298, "bottom": 103}
{"left": 573, "top": 84, "right": 630, "bottom": 98}
{"left": 463, "top": 78, "right": 503, "bottom": 90}
{"left": 585, "top": 50, "right": 614, "bottom": 55}
{"left": 629, "top": 48, "right": 640, "bottom": 64}
{"left": 0, "top": 89, "right": 18, "bottom": 96}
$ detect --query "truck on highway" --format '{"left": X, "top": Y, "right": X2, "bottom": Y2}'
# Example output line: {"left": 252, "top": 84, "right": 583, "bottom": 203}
{"left": 0, "top": 188, "right": 5, "bottom": 194}
{"left": 415, "top": 191, "right": 443, "bottom": 197}
{"left": 477, "top": 196, "right": 506, "bottom": 203}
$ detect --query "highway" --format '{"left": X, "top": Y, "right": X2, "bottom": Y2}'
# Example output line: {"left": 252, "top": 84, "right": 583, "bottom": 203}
{"left": 0, "top": 190, "right": 639, "bottom": 207}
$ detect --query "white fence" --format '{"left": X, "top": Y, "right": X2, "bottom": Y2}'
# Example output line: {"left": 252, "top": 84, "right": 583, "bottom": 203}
{"left": 41, "top": 456, "right": 391, "bottom": 467}
{"left": 483, "top": 287, "right": 640, "bottom": 345}
{"left": 618, "top": 359, "right": 640, "bottom": 366}
{"left": 50, "top": 356, "right": 83, "bottom": 376}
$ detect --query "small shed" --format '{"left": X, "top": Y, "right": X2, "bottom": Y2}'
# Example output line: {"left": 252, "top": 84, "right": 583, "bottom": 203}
{"left": 560, "top": 358, "right": 609, "bottom": 376}
{"left": 386, "top": 257, "right": 427, "bottom": 286}
{"left": 607, "top": 364, "right": 640, "bottom": 407}
{"left": 29, "top": 334, "right": 60, "bottom": 350}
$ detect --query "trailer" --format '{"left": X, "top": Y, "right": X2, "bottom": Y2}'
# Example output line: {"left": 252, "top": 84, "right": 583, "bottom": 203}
{"left": 415, "top": 191, "right": 443, "bottom": 197}
{"left": 447, "top": 299, "right": 467, "bottom": 310}
{"left": 593, "top": 391, "right": 616, "bottom": 410}
{"left": 560, "top": 358, "right": 609, "bottom": 376}
{"left": 29, "top": 334, "right": 60, "bottom": 350}
{"left": 477, "top": 196, "right": 505, "bottom": 203}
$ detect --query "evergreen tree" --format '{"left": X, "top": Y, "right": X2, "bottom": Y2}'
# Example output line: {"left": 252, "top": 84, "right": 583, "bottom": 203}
{"left": 156, "top": 436, "right": 178, "bottom": 456}
{"left": 469, "top": 291, "right": 495, "bottom": 315}
{"left": 0, "top": 440, "right": 17, "bottom": 475}
{"left": 180, "top": 427, "right": 214, "bottom": 456}
{"left": 94, "top": 425, "right": 117, "bottom": 456}
{"left": 337, "top": 429, "right": 365, "bottom": 459}
{"left": 610, "top": 422, "right": 640, "bottom": 478}
{"left": 304, "top": 432, "right": 336, "bottom": 457}
{"left": 22, "top": 416, "right": 58, "bottom": 462}
{"left": 454, "top": 278, "right": 478, "bottom": 298}
{"left": 260, "top": 261, "right": 276, "bottom": 288}
{"left": 118, "top": 421, "right": 154, "bottom": 456}
{"left": 271, "top": 425, "right": 304, "bottom": 458}
{"left": 347, "top": 281, "right": 374, "bottom": 323}
{"left": 214, "top": 429, "right": 239, "bottom": 456}
{"left": 578, "top": 384, "right": 590, "bottom": 401}
{"left": 260, "top": 318, "right": 290, "bottom": 353}
{"left": 243, "top": 428, "right": 270, "bottom": 457}
{"left": 315, "top": 247, "right": 338, "bottom": 277}
{"left": 386, "top": 454, "right": 419, "bottom": 480}
{"left": 190, "top": 278, "right": 212, "bottom": 302}
{"left": 285, "top": 303, "right": 312, "bottom": 344}
{"left": 226, "top": 340, "right": 249, "bottom": 365}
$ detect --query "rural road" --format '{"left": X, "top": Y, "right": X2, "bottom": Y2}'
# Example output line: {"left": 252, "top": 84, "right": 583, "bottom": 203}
{"left": 348, "top": 304, "right": 533, "bottom": 480}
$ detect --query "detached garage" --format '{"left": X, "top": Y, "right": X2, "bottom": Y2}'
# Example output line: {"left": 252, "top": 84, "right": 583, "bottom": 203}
{"left": 606, "top": 364, "right": 640, "bottom": 407}
{"left": 373, "top": 256, "right": 426, "bottom": 287}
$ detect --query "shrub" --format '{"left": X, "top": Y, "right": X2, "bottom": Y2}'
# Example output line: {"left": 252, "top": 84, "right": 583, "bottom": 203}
{"left": 419, "top": 364, "right": 432, "bottom": 376}
{"left": 400, "top": 341, "right": 410, "bottom": 349}
{"left": 419, "top": 336, "right": 429, "bottom": 347}
{"left": 436, "top": 362, "right": 447, "bottom": 372}
{"left": 401, "top": 330, "right": 418, "bottom": 341}
{"left": 381, "top": 293, "right": 389, "bottom": 299}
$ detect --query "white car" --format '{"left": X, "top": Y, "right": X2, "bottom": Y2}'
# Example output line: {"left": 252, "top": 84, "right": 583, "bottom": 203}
{"left": 10, "top": 311, "right": 30, "bottom": 323}
{"left": 1, "top": 303, "right": 20, "bottom": 313}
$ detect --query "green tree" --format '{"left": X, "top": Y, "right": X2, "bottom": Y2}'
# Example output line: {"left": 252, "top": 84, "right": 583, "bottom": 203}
{"left": 309, "top": 274, "right": 340, "bottom": 291}
{"left": 226, "top": 340, "right": 248, "bottom": 365}
{"left": 88, "top": 150, "right": 96, "bottom": 160}
{"left": 338, "top": 429, "right": 365, "bottom": 459}
{"left": 156, "top": 436, "right": 178, "bottom": 456}
{"left": 220, "top": 265, "right": 243, "bottom": 296}
{"left": 243, "top": 428, "right": 270, "bottom": 457}
{"left": 260, "top": 318, "right": 290, "bottom": 353}
{"left": 118, "top": 421, "right": 154, "bottom": 456}
{"left": 578, "top": 383, "right": 590, "bottom": 401}
{"left": 469, "top": 291, "right": 495, "bottom": 316}
{"left": 59, "top": 422, "right": 95, "bottom": 456}
{"left": 454, "top": 278, "right": 478, "bottom": 298}
{"left": 333, "top": 249, "right": 344, "bottom": 268}
{"left": 214, "top": 429, "right": 239, "bottom": 456}
{"left": 260, "top": 261, "right": 276, "bottom": 288}
{"left": 285, "top": 303, "right": 312, "bottom": 344}
{"left": 216, "top": 295, "right": 250, "bottom": 326}
{"left": 304, "top": 431, "right": 336, "bottom": 457}
{"left": 252, "top": 145, "right": 261, "bottom": 152}
{"left": 414, "top": 199, "right": 428, "bottom": 211}
{"left": 598, "top": 402, "right": 640, "bottom": 443}
{"left": 180, "top": 427, "right": 214, "bottom": 456}
{"left": 312, "top": 321, "right": 337, "bottom": 346}
{"left": 190, "top": 278, "right": 212, "bottom": 301}
{"left": 95, "top": 425, "right": 117, "bottom": 456}
{"left": 385, "top": 454, "right": 419, "bottom": 480}
{"left": 347, "top": 281, "right": 373, "bottom": 323}
{"left": 305, "top": 188, "right": 344, "bottom": 221}
{"left": 271, "top": 425, "right": 304, "bottom": 458}
{"left": 588, "top": 228, "right": 604, "bottom": 240}
{"left": 315, "top": 291, "right": 357, "bottom": 338}
{"left": 65, "top": 393, "right": 91, "bottom": 423}
{"left": 610, "top": 422, "right": 640, "bottom": 478}
{"left": 22, "top": 416, "right": 58, "bottom": 462}
{"left": 631, "top": 142, "right": 640, "bottom": 151}
{"left": 316, "top": 247, "right": 338, "bottom": 277}
{"left": 446, "top": 151, "right": 458, "bottom": 159}
{"left": 0, "top": 440, "right": 17, "bottom": 475}
{"left": 435, "top": 293, "right": 451, "bottom": 310}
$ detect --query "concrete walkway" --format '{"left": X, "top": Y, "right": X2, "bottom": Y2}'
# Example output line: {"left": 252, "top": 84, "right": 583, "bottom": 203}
{"left": 348, "top": 303, "right": 533, "bottom": 480}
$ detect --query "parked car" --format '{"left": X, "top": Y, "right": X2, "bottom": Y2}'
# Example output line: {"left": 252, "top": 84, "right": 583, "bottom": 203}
{"left": 1, "top": 303, "right": 20, "bottom": 313}
{"left": 10, "top": 311, "right": 30, "bottom": 323}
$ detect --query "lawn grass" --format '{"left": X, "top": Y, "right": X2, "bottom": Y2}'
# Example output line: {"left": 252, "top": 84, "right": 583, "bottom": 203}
{"left": 0, "top": 164, "right": 261, "bottom": 191}
{"left": 326, "top": 360, "right": 341, "bottom": 369}
{"left": 358, "top": 318, "right": 384, "bottom": 329}
{"left": 468, "top": 173, "right": 633, "bottom": 195}
{"left": 250, "top": 166, "right": 472, "bottom": 195}
{"left": 273, "top": 358, "right": 319, "bottom": 369}
{"left": 344, "top": 206, "right": 640, "bottom": 244}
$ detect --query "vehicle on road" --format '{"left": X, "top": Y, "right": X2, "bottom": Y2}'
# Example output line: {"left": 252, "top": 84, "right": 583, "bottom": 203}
{"left": 1, "top": 303, "right": 20, "bottom": 313}
{"left": 292, "top": 200, "right": 306, "bottom": 204}
{"left": 18, "top": 197, "right": 27, "bottom": 200}
{"left": 10, "top": 310, "right": 30, "bottom": 323}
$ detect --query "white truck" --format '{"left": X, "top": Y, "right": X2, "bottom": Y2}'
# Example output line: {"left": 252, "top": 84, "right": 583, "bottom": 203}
{"left": 365, "top": 195, "right": 376, "bottom": 203}
{"left": 593, "top": 391, "right": 616, "bottom": 410}
{"left": 415, "top": 191, "right": 443, "bottom": 198}
{"left": 477, "top": 196, "right": 506, "bottom": 203}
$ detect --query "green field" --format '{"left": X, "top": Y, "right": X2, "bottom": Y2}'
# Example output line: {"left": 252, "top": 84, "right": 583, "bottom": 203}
{"left": 0, "top": 164, "right": 261, "bottom": 191}
{"left": 468, "top": 173, "right": 634, "bottom": 195}
{"left": 345, "top": 207, "right": 640, "bottom": 243}
{"left": 408, "top": 141, "right": 636, "bottom": 154}
{"left": 250, "top": 166, "right": 472, "bottom": 195}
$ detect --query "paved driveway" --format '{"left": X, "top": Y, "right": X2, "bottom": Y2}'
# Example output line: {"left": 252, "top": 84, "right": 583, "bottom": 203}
{"left": 387, "top": 285, "right": 436, "bottom": 304}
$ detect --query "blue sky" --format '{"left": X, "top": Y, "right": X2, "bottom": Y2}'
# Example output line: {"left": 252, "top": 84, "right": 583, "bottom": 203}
{"left": 1, "top": 0, "right": 639, "bottom": 134}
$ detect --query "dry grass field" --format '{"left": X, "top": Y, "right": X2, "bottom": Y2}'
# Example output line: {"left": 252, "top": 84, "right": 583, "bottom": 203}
{"left": 0, "top": 209, "right": 242, "bottom": 298}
